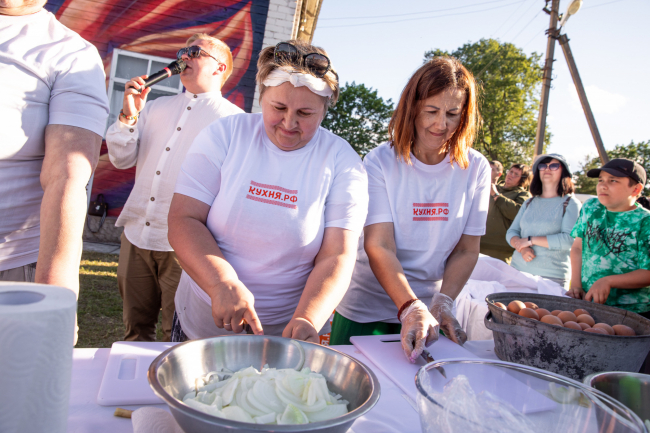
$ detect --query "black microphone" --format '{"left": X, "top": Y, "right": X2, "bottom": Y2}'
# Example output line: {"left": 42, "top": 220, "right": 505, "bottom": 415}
{"left": 139, "top": 59, "right": 186, "bottom": 91}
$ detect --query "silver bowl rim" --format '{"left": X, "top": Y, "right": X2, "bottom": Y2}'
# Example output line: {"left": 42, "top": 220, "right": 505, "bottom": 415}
{"left": 414, "top": 357, "right": 646, "bottom": 431}
{"left": 148, "top": 335, "right": 381, "bottom": 431}
{"left": 584, "top": 370, "right": 650, "bottom": 386}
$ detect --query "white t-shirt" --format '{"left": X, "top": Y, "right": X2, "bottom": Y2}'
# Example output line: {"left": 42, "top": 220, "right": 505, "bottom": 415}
{"left": 105, "top": 91, "right": 243, "bottom": 252}
{"left": 0, "top": 10, "right": 109, "bottom": 271}
{"left": 174, "top": 113, "right": 368, "bottom": 334}
{"left": 336, "top": 143, "right": 491, "bottom": 323}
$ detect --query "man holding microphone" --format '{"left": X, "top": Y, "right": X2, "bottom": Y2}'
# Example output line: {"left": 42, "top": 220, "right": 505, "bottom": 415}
{"left": 106, "top": 34, "right": 243, "bottom": 342}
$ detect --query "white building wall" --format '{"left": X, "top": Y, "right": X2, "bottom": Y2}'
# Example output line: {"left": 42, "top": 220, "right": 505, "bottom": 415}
{"left": 251, "top": 0, "right": 301, "bottom": 113}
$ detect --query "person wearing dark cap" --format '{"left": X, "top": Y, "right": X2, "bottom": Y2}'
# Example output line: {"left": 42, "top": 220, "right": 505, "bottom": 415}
{"left": 568, "top": 158, "right": 650, "bottom": 313}
{"left": 506, "top": 154, "right": 581, "bottom": 287}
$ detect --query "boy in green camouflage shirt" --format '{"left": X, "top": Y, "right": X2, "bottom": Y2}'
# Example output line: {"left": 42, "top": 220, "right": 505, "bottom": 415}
{"left": 569, "top": 159, "right": 650, "bottom": 314}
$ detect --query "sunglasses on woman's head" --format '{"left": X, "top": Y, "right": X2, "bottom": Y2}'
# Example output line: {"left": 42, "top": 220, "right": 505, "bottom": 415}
{"left": 538, "top": 163, "right": 561, "bottom": 171}
{"left": 176, "top": 46, "right": 220, "bottom": 63}
{"left": 273, "top": 42, "right": 331, "bottom": 78}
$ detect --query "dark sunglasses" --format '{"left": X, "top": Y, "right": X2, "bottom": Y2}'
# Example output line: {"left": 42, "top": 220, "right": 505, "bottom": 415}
{"left": 274, "top": 42, "right": 331, "bottom": 78}
{"left": 176, "top": 46, "right": 220, "bottom": 64}
{"left": 538, "top": 162, "right": 561, "bottom": 171}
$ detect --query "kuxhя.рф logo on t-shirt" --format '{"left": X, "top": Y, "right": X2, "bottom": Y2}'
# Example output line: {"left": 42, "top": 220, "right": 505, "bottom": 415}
{"left": 246, "top": 180, "right": 298, "bottom": 210}
{"left": 413, "top": 202, "right": 449, "bottom": 221}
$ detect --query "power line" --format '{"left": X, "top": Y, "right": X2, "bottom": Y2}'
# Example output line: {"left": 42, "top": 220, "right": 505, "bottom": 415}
{"left": 319, "top": 0, "right": 518, "bottom": 21}
{"left": 499, "top": 0, "right": 539, "bottom": 39}
{"left": 319, "top": 0, "right": 526, "bottom": 29}
{"left": 476, "top": 7, "right": 544, "bottom": 77}
{"left": 521, "top": 28, "right": 545, "bottom": 49}
{"left": 583, "top": 0, "right": 631, "bottom": 9}
{"left": 509, "top": 8, "right": 544, "bottom": 42}
{"left": 490, "top": 0, "right": 533, "bottom": 37}
{"left": 517, "top": 0, "right": 631, "bottom": 49}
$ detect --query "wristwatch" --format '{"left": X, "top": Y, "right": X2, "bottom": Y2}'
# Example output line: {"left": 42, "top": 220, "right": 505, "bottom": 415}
{"left": 528, "top": 235, "right": 532, "bottom": 246}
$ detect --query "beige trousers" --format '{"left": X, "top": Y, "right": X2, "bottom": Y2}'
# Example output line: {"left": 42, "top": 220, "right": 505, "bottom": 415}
{"left": 0, "top": 262, "right": 37, "bottom": 282}
{"left": 117, "top": 233, "right": 181, "bottom": 342}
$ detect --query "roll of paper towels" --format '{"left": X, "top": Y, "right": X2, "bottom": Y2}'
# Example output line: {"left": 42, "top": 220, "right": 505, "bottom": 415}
{"left": 0, "top": 282, "right": 77, "bottom": 433}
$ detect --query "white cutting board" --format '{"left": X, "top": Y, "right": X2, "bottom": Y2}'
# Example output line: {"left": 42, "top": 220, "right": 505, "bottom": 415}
{"left": 351, "top": 334, "right": 556, "bottom": 414}
{"left": 350, "top": 334, "right": 474, "bottom": 400}
{"left": 97, "top": 341, "right": 177, "bottom": 406}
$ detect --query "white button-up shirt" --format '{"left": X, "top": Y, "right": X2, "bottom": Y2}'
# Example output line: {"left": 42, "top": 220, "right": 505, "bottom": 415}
{"left": 105, "top": 90, "right": 243, "bottom": 251}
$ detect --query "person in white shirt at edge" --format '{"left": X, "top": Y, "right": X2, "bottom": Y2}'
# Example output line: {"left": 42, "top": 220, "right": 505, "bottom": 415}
{"left": 0, "top": 0, "right": 109, "bottom": 343}
{"left": 105, "top": 34, "right": 243, "bottom": 342}
{"left": 167, "top": 40, "right": 368, "bottom": 343}
{"left": 330, "top": 57, "right": 491, "bottom": 363}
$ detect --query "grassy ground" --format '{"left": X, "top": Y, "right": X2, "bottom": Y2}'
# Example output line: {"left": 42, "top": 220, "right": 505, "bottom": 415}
{"left": 77, "top": 251, "right": 162, "bottom": 348}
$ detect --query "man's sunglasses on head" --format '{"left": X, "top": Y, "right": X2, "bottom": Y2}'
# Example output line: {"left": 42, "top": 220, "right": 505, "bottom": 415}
{"left": 273, "top": 42, "right": 331, "bottom": 78}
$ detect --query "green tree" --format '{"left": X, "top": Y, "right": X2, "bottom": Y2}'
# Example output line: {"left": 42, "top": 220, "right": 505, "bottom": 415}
{"left": 425, "top": 39, "right": 548, "bottom": 169}
{"left": 574, "top": 140, "right": 650, "bottom": 195}
{"left": 321, "top": 82, "right": 394, "bottom": 156}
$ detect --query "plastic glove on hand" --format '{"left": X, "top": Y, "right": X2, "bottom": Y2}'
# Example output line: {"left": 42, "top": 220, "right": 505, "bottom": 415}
{"left": 430, "top": 292, "right": 467, "bottom": 345}
{"left": 399, "top": 300, "right": 439, "bottom": 363}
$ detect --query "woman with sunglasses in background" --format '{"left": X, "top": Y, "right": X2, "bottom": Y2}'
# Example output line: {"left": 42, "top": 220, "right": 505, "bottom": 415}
{"left": 330, "top": 57, "right": 490, "bottom": 363}
{"left": 167, "top": 41, "right": 368, "bottom": 343}
{"left": 506, "top": 154, "right": 581, "bottom": 288}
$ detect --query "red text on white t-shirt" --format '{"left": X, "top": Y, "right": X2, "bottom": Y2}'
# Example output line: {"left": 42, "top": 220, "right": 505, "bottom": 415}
{"left": 246, "top": 180, "right": 298, "bottom": 210}
{"left": 413, "top": 202, "right": 449, "bottom": 221}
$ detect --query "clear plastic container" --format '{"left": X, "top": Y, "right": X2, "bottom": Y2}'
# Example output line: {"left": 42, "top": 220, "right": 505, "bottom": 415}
{"left": 415, "top": 358, "right": 646, "bottom": 433}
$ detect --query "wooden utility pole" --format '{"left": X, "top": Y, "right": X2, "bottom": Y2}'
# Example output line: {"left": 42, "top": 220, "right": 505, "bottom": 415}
{"left": 533, "top": 0, "right": 561, "bottom": 160}
{"left": 558, "top": 34, "right": 609, "bottom": 164}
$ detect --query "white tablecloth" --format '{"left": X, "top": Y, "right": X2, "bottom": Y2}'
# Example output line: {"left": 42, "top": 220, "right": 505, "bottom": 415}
{"left": 455, "top": 255, "right": 568, "bottom": 341}
{"left": 67, "top": 341, "right": 497, "bottom": 433}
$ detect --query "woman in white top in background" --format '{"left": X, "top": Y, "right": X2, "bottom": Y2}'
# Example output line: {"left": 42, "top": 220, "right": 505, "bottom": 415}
{"left": 331, "top": 57, "right": 491, "bottom": 362}
{"left": 168, "top": 41, "right": 368, "bottom": 343}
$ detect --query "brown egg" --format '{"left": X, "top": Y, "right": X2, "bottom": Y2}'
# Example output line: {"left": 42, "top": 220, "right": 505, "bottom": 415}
{"left": 576, "top": 314, "right": 595, "bottom": 327}
{"left": 536, "top": 308, "right": 552, "bottom": 319}
{"left": 524, "top": 302, "right": 539, "bottom": 310}
{"left": 557, "top": 311, "right": 578, "bottom": 323}
{"left": 612, "top": 324, "right": 636, "bottom": 336}
{"left": 508, "top": 300, "right": 526, "bottom": 314}
{"left": 551, "top": 310, "right": 563, "bottom": 316}
{"left": 494, "top": 302, "right": 507, "bottom": 310}
{"left": 519, "top": 308, "right": 540, "bottom": 320}
{"left": 574, "top": 309, "right": 590, "bottom": 317}
{"left": 563, "top": 321, "right": 582, "bottom": 331}
{"left": 593, "top": 323, "right": 615, "bottom": 335}
{"left": 585, "top": 327, "right": 608, "bottom": 335}
{"left": 540, "top": 315, "right": 564, "bottom": 326}
{"left": 578, "top": 322, "right": 591, "bottom": 330}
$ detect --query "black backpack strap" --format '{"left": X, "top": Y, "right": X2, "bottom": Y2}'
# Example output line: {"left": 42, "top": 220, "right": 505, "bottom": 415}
{"left": 562, "top": 195, "right": 571, "bottom": 217}
{"left": 525, "top": 196, "right": 534, "bottom": 209}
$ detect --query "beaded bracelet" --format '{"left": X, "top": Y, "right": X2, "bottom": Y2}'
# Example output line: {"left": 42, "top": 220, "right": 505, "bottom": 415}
{"left": 397, "top": 298, "right": 419, "bottom": 322}
{"left": 120, "top": 109, "right": 138, "bottom": 121}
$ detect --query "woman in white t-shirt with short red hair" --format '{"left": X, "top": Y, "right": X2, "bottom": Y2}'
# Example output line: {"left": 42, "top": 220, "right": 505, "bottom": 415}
{"left": 168, "top": 40, "right": 368, "bottom": 343}
{"left": 331, "top": 57, "right": 491, "bottom": 362}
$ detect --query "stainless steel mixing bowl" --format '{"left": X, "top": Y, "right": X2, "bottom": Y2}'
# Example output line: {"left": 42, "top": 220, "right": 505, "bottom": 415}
{"left": 148, "top": 335, "right": 380, "bottom": 433}
{"left": 584, "top": 372, "right": 650, "bottom": 424}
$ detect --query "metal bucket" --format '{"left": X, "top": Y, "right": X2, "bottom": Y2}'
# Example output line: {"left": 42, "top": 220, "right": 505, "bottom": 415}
{"left": 584, "top": 372, "right": 650, "bottom": 424}
{"left": 484, "top": 292, "right": 650, "bottom": 380}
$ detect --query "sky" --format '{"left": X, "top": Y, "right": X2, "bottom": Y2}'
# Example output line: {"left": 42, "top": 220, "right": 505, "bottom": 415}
{"left": 312, "top": 0, "right": 649, "bottom": 173}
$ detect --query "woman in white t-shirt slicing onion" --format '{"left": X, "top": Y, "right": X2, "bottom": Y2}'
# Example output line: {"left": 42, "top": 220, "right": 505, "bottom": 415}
{"left": 331, "top": 57, "right": 491, "bottom": 362}
{"left": 167, "top": 41, "right": 368, "bottom": 343}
